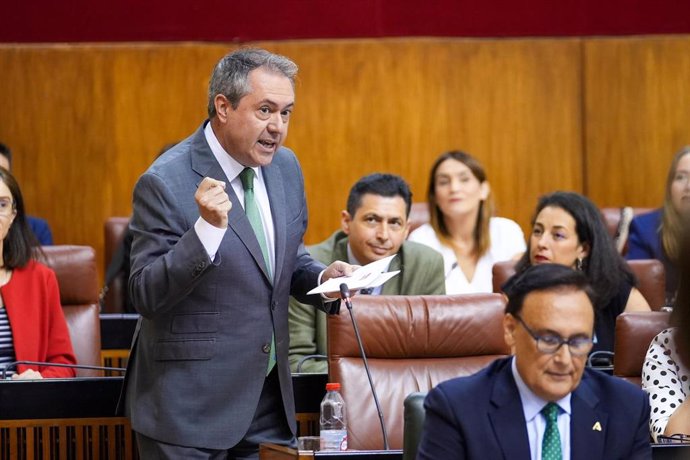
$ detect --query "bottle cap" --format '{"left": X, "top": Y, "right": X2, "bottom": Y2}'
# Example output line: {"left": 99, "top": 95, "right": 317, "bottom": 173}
{"left": 326, "top": 382, "right": 341, "bottom": 391}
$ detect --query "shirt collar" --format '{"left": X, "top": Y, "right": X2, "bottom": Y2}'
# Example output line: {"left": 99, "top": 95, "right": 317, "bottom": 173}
{"left": 511, "top": 356, "right": 572, "bottom": 422}
{"left": 204, "top": 121, "right": 259, "bottom": 183}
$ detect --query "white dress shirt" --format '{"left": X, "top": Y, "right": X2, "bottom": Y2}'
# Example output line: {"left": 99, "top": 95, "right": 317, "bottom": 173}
{"left": 194, "top": 121, "right": 275, "bottom": 267}
{"left": 511, "top": 357, "right": 572, "bottom": 460}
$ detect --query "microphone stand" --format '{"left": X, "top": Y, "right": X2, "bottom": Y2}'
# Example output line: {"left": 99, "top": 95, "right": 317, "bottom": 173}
{"left": 339, "top": 283, "right": 390, "bottom": 450}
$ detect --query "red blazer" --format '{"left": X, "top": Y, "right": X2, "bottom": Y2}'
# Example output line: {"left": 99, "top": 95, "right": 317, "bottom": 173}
{"left": 1, "top": 260, "right": 76, "bottom": 378}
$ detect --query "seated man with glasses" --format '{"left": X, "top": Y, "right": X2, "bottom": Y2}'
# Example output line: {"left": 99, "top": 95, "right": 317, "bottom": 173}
{"left": 417, "top": 263, "right": 651, "bottom": 459}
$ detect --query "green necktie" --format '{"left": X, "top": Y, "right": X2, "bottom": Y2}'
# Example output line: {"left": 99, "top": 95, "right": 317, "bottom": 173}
{"left": 240, "top": 167, "right": 275, "bottom": 374}
{"left": 541, "top": 402, "right": 562, "bottom": 460}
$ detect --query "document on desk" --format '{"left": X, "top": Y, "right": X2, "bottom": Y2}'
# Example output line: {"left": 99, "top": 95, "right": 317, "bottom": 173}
{"left": 307, "top": 254, "right": 400, "bottom": 295}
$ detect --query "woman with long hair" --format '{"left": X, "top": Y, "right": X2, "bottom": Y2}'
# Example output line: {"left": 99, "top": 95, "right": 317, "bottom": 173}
{"left": 0, "top": 167, "right": 76, "bottom": 378}
{"left": 512, "top": 191, "right": 650, "bottom": 353}
{"left": 627, "top": 145, "right": 690, "bottom": 304}
{"left": 409, "top": 150, "right": 525, "bottom": 294}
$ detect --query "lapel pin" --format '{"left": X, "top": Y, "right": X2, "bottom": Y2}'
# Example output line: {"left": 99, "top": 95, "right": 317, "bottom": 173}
{"left": 592, "top": 421, "right": 602, "bottom": 431}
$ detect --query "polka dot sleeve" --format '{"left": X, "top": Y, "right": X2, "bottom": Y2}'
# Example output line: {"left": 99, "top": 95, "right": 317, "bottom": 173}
{"left": 641, "top": 328, "right": 690, "bottom": 442}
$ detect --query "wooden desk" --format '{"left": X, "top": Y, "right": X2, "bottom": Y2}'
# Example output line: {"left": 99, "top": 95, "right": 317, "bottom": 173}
{"left": 0, "top": 377, "right": 136, "bottom": 459}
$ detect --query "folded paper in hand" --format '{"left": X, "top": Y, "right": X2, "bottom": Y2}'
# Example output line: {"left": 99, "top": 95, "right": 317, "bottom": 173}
{"left": 307, "top": 254, "right": 400, "bottom": 295}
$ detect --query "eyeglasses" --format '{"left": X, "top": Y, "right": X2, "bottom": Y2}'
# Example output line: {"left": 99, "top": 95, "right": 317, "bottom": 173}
{"left": 513, "top": 314, "right": 593, "bottom": 357}
{"left": 0, "top": 198, "right": 14, "bottom": 217}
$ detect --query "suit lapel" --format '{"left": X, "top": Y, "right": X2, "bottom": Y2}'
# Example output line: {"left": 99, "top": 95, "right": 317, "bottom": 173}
{"left": 190, "top": 124, "right": 273, "bottom": 283}
{"left": 570, "top": 376, "right": 606, "bottom": 460}
{"left": 263, "top": 162, "right": 285, "bottom": 285}
{"left": 381, "top": 252, "right": 403, "bottom": 295}
{"left": 488, "top": 363, "right": 532, "bottom": 459}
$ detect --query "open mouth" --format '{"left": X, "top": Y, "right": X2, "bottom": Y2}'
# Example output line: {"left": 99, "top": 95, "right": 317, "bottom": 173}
{"left": 258, "top": 139, "right": 276, "bottom": 150}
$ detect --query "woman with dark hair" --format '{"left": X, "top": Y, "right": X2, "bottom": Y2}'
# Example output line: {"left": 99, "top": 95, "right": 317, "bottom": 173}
{"left": 627, "top": 146, "right": 690, "bottom": 304}
{"left": 409, "top": 150, "right": 525, "bottom": 294}
{"left": 513, "top": 191, "right": 650, "bottom": 353}
{"left": 0, "top": 167, "right": 76, "bottom": 378}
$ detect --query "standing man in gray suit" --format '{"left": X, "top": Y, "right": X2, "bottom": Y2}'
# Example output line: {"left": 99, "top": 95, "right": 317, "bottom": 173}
{"left": 124, "top": 48, "right": 354, "bottom": 458}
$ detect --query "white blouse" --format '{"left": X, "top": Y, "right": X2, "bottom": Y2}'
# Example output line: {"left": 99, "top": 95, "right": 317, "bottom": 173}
{"left": 641, "top": 328, "right": 690, "bottom": 441}
{"left": 408, "top": 217, "right": 526, "bottom": 294}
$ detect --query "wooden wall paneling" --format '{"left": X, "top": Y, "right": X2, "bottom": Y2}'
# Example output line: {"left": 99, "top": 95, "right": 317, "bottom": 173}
{"left": 0, "top": 45, "right": 117, "bottom": 280}
{"left": 583, "top": 36, "right": 690, "bottom": 209}
{"left": 0, "top": 38, "right": 583, "bottom": 281}
{"left": 261, "top": 38, "right": 583, "bottom": 242}
{"left": 0, "top": 44, "right": 234, "bottom": 282}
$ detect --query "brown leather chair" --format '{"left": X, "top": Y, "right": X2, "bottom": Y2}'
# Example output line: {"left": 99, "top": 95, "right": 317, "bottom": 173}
{"left": 492, "top": 259, "right": 666, "bottom": 311}
{"left": 41, "top": 245, "right": 102, "bottom": 377}
{"left": 613, "top": 311, "right": 670, "bottom": 386}
{"left": 492, "top": 260, "right": 517, "bottom": 293}
{"left": 600, "top": 207, "right": 654, "bottom": 255}
{"left": 628, "top": 259, "right": 666, "bottom": 311}
{"left": 327, "top": 294, "right": 510, "bottom": 450}
{"left": 103, "top": 216, "right": 130, "bottom": 313}
{"left": 408, "top": 202, "right": 430, "bottom": 234}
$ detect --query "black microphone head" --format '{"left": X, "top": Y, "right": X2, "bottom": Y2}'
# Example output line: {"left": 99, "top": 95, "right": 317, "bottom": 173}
{"left": 339, "top": 283, "right": 350, "bottom": 299}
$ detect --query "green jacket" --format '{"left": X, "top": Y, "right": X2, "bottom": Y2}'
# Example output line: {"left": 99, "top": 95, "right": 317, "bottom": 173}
{"left": 288, "top": 230, "right": 445, "bottom": 373}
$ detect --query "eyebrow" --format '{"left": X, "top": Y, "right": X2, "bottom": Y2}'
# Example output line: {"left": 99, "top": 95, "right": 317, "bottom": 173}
{"left": 258, "top": 98, "right": 294, "bottom": 111}
{"left": 535, "top": 327, "right": 591, "bottom": 339}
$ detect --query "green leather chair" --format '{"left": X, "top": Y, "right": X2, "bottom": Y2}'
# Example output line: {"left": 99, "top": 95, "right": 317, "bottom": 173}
{"left": 403, "top": 392, "right": 427, "bottom": 460}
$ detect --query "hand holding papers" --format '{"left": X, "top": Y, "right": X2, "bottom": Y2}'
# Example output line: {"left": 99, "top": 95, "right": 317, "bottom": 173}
{"left": 308, "top": 255, "right": 400, "bottom": 295}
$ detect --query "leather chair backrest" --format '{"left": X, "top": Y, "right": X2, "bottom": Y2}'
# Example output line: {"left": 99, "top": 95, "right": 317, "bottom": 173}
{"left": 403, "top": 392, "right": 427, "bottom": 460}
{"left": 103, "top": 217, "right": 130, "bottom": 313}
{"left": 628, "top": 259, "right": 666, "bottom": 311}
{"left": 408, "top": 202, "right": 430, "bottom": 234}
{"left": 41, "top": 245, "right": 102, "bottom": 377}
{"left": 613, "top": 311, "right": 670, "bottom": 386}
{"left": 492, "top": 260, "right": 517, "bottom": 293}
{"left": 493, "top": 259, "right": 665, "bottom": 311}
{"left": 600, "top": 207, "right": 655, "bottom": 255}
{"left": 327, "top": 294, "right": 510, "bottom": 450}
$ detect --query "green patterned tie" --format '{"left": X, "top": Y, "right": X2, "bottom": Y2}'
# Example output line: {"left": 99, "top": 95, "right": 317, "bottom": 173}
{"left": 240, "top": 167, "right": 275, "bottom": 375}
{"left": 541, "top": 403, "right": 562, "bottom": 460}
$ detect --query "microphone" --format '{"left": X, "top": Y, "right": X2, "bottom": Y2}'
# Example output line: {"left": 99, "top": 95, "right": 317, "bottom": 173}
{"left": 339, "top": 283, "right": 390, "bottom": 450}
{"left": 445, "top": 262, "right": 458, "bottom": 279}
{"left": 1, "top": 361, "right": 126, "bottom": 380}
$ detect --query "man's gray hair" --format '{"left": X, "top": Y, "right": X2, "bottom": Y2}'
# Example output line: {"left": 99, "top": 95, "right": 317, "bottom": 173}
{"left": 207, "top": 48, "right": 298, "bottom": 118}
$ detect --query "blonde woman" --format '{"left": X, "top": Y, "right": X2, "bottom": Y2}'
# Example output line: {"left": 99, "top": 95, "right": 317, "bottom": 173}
{"left": 627, "top": 146, "right": 690, "bottom": 303}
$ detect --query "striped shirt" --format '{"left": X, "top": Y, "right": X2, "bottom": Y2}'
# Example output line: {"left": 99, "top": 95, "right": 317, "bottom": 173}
{"left": 0, "top": 307, "right": 16, "bottom": 378}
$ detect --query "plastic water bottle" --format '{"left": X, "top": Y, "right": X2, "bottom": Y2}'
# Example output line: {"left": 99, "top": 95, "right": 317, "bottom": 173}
{"left": 319, "top": 382, "right": 348, "bottom": 451}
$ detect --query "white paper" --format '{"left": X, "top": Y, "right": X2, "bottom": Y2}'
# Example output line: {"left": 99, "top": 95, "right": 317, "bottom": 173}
{"left": 307, "top": 254, "right": 400, "bottom": 295}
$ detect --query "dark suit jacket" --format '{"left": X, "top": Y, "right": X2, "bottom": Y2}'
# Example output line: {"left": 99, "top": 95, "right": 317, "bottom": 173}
{"left": 626, "top": 209, "right": 677, "bottom": 297}
{"left": 27, "top": 215, "right": 53, "bottom": 245}
{"left": 418, "top": 357, "right": 651, "bottom": 460}
{"left": 123, "top": 122, "right": 335, "bottom": 449}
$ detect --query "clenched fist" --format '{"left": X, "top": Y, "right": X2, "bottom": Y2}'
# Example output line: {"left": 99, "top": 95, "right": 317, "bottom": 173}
{"left": 195, "top": 177, "right": 232, "bottom": 228}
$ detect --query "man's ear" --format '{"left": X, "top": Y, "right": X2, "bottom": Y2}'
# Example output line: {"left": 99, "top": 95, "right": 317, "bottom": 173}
{"left": 340, "top": 210, "right": 352, "bottom": 235}
{"left": 503, "top": 313, "right": 517, "bottom": 352}
{"left": 214, "top": 94, "right": 231, "bottom": 122}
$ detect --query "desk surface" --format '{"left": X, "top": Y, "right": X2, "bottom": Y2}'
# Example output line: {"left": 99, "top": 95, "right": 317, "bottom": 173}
{"left": 652, "top": 443, "right": 690, "bottom": 460}
{"left": 0, "top": 376, "right": 122, "bottom": 419}
{"left": 100, "top": 313, "right": 138, "bottom": 349}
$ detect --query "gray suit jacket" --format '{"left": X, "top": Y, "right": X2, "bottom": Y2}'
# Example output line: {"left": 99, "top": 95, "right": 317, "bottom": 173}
{"left": 123, "top": 122, "right": 335, "bottom": 449}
